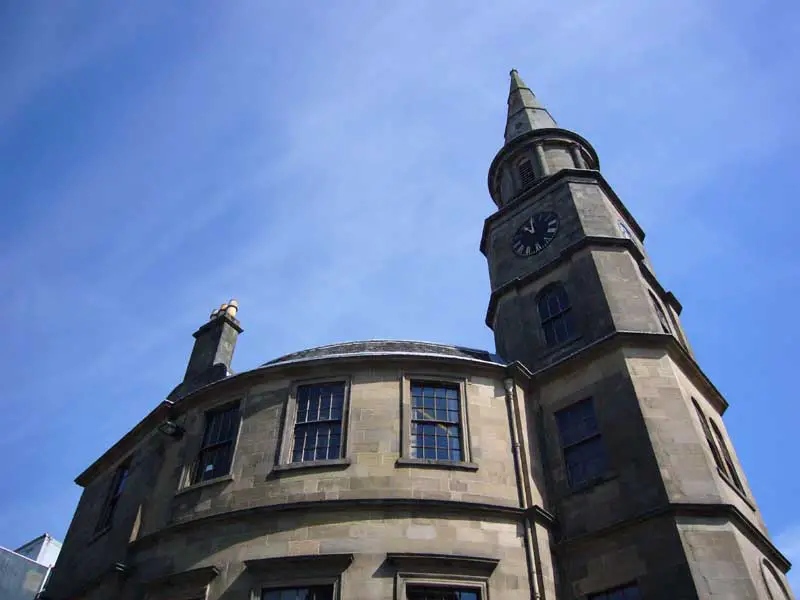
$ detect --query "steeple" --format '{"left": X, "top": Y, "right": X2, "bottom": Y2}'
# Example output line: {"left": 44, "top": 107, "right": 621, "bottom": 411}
{"left": 504, "top": 69, "right": 557, "bottom": 144}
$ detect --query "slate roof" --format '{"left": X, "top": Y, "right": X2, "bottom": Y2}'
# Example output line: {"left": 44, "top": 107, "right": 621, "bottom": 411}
{"left": 262, "top": 340, "right": 505, "bottom": 367}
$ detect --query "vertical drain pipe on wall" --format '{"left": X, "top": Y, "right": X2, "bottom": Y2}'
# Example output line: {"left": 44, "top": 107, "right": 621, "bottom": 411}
{"left": 504, "top": 377, "right": 542, "bottom": 600}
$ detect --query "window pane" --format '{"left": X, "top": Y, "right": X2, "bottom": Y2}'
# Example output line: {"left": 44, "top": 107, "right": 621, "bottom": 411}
{"left": 556, "top": 399, "right": 599, "bottom": 447}
{"left": 565, "top": 437, "right": 608, "bottom": 487}
{"left": 262, "top": 586, "right": 334, "bottom": 600}
{"left": 407, "top": 586, "right": 480, "bottom": 600}
{"left": 588, "top": 583, "right": 639, "bottom": 600}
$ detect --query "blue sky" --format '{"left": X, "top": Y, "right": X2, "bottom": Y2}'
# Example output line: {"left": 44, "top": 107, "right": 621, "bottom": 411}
{"left": 1, "top": 0, "right": 799, "bottom": 585}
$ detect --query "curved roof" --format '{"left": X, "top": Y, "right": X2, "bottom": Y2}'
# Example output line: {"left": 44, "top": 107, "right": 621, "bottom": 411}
{"left": 262, "top": 340, "right": 505, "bottom": 368}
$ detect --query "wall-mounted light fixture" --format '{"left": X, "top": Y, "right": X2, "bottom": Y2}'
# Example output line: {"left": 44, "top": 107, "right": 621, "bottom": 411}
{"left": 157, "top": 420, "right": 185, "bottom": 439}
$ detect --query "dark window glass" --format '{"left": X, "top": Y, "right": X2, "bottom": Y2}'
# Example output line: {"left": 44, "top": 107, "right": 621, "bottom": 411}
{"left": 588, "top": 582, "right": 641, "bottom": 600}
{"left": 555, "top": 399, "right": 608, "bottom": 488}
{"left": 537, "top": 284, "right": 575, "bottom": 347}
{"left": 407, "top": 586, "right": 480, "bottom": 600}
{"left": 618, "top": 219, "right": 633, "bottom": 240}
{"left": 709, "top": 420, "right": 745, "bottom": 494}
{"left": 518, "top": 158, "right": 536, "bottom": 188}
{"left": 193, "top": 404, "right": 240, "bottom": 483}
{"left": 262, "top": 585, "right": 334, "bottom": 600}
{"left": 410, "top": 383, "right": 463, "bottom": 461}
{"left": 691, "top": 399, "right": 727, "bottom": 475}
{"left": 291, "top": 383, "right": 345, "bottom": 463}
{"left": 96, "top": 463, "right": 130, "bottom": 531}
{"left": 649, "top": 292, "right": 671, "bottom": 333}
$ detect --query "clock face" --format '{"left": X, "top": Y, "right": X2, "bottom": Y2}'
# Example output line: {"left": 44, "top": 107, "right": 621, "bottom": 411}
{"left": 511, "top": 211, "right": 560, "bottom": 257}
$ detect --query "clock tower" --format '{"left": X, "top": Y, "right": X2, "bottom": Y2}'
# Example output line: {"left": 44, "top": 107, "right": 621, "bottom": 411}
{"left": 483, "top": 71, "right": 793, "bottom": 598}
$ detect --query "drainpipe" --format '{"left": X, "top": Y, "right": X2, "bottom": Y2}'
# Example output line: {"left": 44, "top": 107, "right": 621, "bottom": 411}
{"left": 504, "top": 377, "right": 542, "bottom": 600}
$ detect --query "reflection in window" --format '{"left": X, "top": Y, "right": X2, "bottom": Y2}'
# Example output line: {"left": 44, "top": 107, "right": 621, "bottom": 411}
{"left": 709, "top": 420, "right": 745, "bottom": 494}
{"left": 193, "top": 404, "right": 240, "bottom": 483}
{"left": 292, "top": 383, "right": 345, "bottom": 463}
{"left": 691, "top": 399, "right": 726, "bottom": 474}
{"left": 407, "top": 586, "right": 480, "bottom": 600}
{"left": 538, "top": 284, "right": 575, "bottom": 347}
{"left": 262, "top": 586, "right": 334, "bottom": 600}
{"left": 96, "top": 462, "right": 130, "bottom": 531}
{"left": 555, "top": 398, "right": 608, "bottom": 488}
{"left": 410, "top": 382, "right": 463, "bottom": 461}
{"left": 649, "top": 291, "right": 671, "bottom": 334}
{"left": 588, "top": 583, "right": 641, "bottom": 600}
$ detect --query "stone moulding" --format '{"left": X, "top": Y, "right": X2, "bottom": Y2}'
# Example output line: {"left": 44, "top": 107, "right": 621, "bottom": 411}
{"left": 386, "top": 552, "right": 500, "bottom": 576}
{"left": 244, "top": 553, "right": 354, "bottom": 574}
{"left": 127, "top": 497, "right": 555, "bottom": 551}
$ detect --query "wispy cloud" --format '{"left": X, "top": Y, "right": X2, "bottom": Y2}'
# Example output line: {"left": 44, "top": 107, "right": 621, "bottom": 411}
{"left": 0, "top": 0, "right": 798, "bottom": 553}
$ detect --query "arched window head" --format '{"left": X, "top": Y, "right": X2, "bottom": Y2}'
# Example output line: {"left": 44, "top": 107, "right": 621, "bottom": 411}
{"left": 517, "top": 157, "right": 536, "bottom": 189}
{"left": 537, "top": 283, "right": 575, "bottom": 347}
{"left": 709, "top": 420, "right": 745, "bottom": 494}
{"left": 649, "top": 291, "right": 671, "bottom": 334}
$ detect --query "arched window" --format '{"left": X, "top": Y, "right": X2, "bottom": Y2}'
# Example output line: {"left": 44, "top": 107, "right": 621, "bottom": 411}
{"left": 709, "top": 420, "right": 745, "bottom": 494}
{"left": 517, "top": 158, "right": 536, "bottom": 188}
{"left": 691, "top": 398, "right": 726, "bottom": 474}
{"left": 649, "top": 291, "right": 671, "bottom": 333}
{"left": 538, "top": 284, "right": 575, "bottom": 347}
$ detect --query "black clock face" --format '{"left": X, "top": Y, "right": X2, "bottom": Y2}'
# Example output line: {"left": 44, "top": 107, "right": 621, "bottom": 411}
{"left": 511, "top": 211, "right": 560, "bottom": 257}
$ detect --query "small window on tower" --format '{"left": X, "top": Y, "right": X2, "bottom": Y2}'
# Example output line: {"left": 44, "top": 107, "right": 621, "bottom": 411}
{"left": 555, "top": 398, "right": 609, "bottom": 488}
{"left": 649, "top": 291, "right": 672, "bottom": 334}
{"left": 517, "top": 158, "right": 536, "bottom": 188}
{"left": 537, "top": 283, "right": 575, "bottom": 347}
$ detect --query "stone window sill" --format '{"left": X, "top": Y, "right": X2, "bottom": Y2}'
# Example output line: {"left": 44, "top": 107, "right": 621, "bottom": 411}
{"left": 717, "top": 467, "right": 756, "bottom": 511}
{"left": 395, "top": 457, "right": 479, "bottom": 472}
{"left": 175, "top": 474, "right": 234, "bottom": 497}
{"left": 272, "top": 458, "right": 351, "bottom": 475}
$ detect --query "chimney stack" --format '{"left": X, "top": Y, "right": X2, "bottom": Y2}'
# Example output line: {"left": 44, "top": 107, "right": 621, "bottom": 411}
{"left": 174, "top": 299, "right": 242, "bottom": 398}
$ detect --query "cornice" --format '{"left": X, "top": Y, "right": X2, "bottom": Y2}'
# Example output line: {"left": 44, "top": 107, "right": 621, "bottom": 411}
{"left": 487, "top": 128, "right": 601, "bottom": 198}
{"left": 485, "top": 235, "right": 644, "bottom": 327}
{"left": 555, "top": 502, "right": 791, "bottom": 573}
{"left": 480, "top": 168, "right": 646, "bottom": 256}
{"left": 128, "top": 498, "right": 554, "bottom": 552}
{"left": 521, "top": 330, "right": 729, "bottom": 415}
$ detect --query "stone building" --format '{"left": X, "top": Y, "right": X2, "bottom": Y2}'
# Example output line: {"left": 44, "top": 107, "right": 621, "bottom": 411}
{"left": 44, "top": 71, "right": 794, "bottom": 600}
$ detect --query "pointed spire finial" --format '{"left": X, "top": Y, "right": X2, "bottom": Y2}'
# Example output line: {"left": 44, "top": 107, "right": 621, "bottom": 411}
{"left": 504, "top": 68, "right": 556, "bottom": 144}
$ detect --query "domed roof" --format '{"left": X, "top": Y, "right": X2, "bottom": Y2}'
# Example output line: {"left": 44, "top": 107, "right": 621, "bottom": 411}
{"left": 262, "top": 340, "right": 505, "bottom": 367}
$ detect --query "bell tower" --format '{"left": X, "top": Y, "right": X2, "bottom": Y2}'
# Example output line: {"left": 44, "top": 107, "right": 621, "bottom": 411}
{"left": 483, "top": 71, "right": 794, "bottom": 598}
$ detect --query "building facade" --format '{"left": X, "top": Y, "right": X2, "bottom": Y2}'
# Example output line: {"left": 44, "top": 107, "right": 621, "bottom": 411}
{"left": 1, "top": 533, "right": 62, "bottom": 600}
{"left": 44, "top": 71, "right": 793, "bottom": 600}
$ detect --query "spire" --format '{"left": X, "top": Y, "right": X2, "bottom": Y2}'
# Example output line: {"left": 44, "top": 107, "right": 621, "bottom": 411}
{"left": 504, "top": 69, "right": 556, "bottom": 144}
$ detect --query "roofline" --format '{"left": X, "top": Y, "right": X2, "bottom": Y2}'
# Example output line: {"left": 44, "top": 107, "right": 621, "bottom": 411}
{"left": 262, "top": 339, "right": 501, "bottom": 366}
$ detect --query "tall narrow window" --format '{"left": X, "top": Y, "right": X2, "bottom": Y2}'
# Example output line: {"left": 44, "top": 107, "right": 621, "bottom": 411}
{"left": 517, "top": 158, "right": 536, "bottom": 188}
{"left": 292, "top": 383, "right": 345, "bottom": 463}
{"left": 691, "top": 399, "right": 726, "bottom": 474}
{"left": 407, "top": 587, "right": 480, "bottom": 600}
{"left": 709, "top": 420, "right": 745, "bottom": 493}
{"left": 262, "top": 586, "right": 334, "bottom": 600}
{"left": 538, "top": 284, "right": 575, "bottom": 347}
{"left": 649, "top": 291, "right": 671, "bottom": 333}
{"left": 193, "top": 403, "right": 240, "bottom": 483}
{"left": 588, "top": 582, "right": 641, "bottom": 600}
{"left": 555, "top": 398, "right": 608, "bottom": 488}
{"left": 410, "top": 382, "right": 463, "bottom": 461}
{"left": 96, "top": 462, "right": 130, "bottom": 532}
